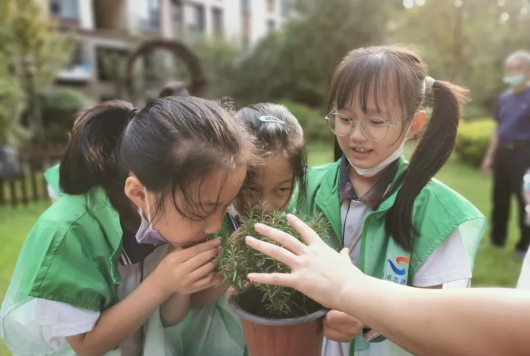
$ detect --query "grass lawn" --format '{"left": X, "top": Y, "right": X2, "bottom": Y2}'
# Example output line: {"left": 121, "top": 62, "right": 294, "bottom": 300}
{"left": 0, "top": 141, "right": 523, "bottom": 355}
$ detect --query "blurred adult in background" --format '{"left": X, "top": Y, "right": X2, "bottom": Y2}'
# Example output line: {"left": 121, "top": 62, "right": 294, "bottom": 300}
{"left": 482, "top": 50, "right": 530, "bottom": 259}
{"left": 158, "top": 81, "right": 190, "bottom": 98}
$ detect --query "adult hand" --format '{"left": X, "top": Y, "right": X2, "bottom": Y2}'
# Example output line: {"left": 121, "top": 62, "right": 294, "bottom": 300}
{"left": 481, "top": 155, "right": 493, "bottom": 175}
{"left": 245, "top": 214, "right": 364, "bottom": 311}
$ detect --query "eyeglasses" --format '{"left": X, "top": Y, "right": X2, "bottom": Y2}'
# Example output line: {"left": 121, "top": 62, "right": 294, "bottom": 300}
{"left": 325, "top": 110, "right": 411, "bottom": 142}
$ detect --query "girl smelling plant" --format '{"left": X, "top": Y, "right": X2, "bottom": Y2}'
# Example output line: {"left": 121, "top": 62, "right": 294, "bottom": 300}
{"left": 295, "top": 46, "right": 486, "bottom": 356}
{"left": 177, "top": 103, "right": 308, "bottom": 356}
{"left": 0, "top": 97, "right": 254, "bottom": 355}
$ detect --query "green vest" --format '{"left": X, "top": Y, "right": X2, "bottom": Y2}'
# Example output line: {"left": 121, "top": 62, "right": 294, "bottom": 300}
{"left": 0, "top": 187, "right": 179, "bottom": 355}
{"left": 295, "top": 158, "right": 486, "bottom": 354}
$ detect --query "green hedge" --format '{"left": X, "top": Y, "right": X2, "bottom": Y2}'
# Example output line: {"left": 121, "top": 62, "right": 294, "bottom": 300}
{"left": 280, "top": 100, "right": 332, "bottom": 143}
{"left": 41, "top": 88, "right": 94, "bottom": 144}
{"left": 455, "top": 119, "right": 495, "bottom": 167}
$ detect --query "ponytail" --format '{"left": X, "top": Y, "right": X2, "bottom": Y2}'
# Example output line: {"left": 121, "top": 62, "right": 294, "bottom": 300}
{"left": 60, "top": 100, "right": 134, "bottom": 195}
{"left": 385, "top": 80, "right": 469, "bottom": 251}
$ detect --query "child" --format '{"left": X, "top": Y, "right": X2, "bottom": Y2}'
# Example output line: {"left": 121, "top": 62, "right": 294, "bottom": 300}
{"left": 295, "top": 46, "right": 486, "bottom": 356}
{"left": 0, "top": 97, "right": 254, "bottom": 355}
{"left": 177, "top": 103, "right": 307, "bottom": 356}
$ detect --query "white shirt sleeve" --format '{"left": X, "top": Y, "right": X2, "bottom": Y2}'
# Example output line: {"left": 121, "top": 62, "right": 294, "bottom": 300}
{"left": 517, "top": 247, "right": 530, "bottom": 290}
{"left": 47, "top": 184, "right": 59, "bottom": 201}
{"left": 412, "top": 227, "right": 472, "bottom": 288}
{"left": 2, "top": 298, "right": 100, "bottom": 354}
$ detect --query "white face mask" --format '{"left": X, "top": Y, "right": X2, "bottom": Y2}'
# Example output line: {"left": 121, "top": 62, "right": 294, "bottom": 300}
{"left": 503, "top": 73, "right": 525, "bottom": 87}
{"left": 347, "top": 141, "right": 405, "bottom": 177}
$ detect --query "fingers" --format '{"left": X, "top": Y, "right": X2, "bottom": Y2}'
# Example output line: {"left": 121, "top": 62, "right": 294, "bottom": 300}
{"left": 324, "top": 326, "right": 356, "bottom": 343}
{"left": 188, "top": 256, "right": 218, "bottom": 281}
{"left": 184, "top": 247, "right": 219, "bottom": 271}
{"left": 286, "top": 214, "right": 322, "bottom": 246}
{"left": 324, "top": 310, "right": 363, "bottom": 337}
{"left": 190, "top": 273, "right": 222, "bottom": 293}
{"left": 247, "top": 272, "right": 296, "bottom": 288}
{"left": 245, "top": 236, "right": 298, "bottom": 267}
{"left": 325, "top": 310, "right": 358, "bottom": 326}
{"left": 253, "top": 223, "right": 306, "bottom": 255}
{"left": 171, "top": 239, "right": 221, "bottom": 262}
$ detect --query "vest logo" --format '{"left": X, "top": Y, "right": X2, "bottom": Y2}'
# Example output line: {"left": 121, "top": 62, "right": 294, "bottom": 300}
{"left": 387, "top": 256, "right": 410, "bottom": 276}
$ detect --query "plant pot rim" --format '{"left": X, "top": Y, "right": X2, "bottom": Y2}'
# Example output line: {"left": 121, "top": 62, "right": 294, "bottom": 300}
{"left": 228, "top": 290, "right": 328, "bottom": 326}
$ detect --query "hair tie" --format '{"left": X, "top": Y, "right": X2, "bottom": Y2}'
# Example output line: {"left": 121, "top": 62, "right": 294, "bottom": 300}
{"left": 259, "top": 116, "right": 285, "bottom": 125}
{"left": 128, "top": 107, "right": 139, "bottom": 121}
{"left": 424, "top": 76, "right": 436, "bottom": 89}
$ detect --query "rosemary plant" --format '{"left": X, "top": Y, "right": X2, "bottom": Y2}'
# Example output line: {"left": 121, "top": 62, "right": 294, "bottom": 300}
{"left": 220, "top": 205, "right": 330, "bottom": 318}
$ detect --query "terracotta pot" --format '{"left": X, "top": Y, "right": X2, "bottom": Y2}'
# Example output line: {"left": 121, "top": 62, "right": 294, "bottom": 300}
{"left": 228, "top": 289, "right": 327, "bottom": 356}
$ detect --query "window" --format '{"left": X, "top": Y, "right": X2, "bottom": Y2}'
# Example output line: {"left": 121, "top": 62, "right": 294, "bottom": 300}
{"left": 241, "top": 0, "right": 251, "bottom": 14}
{"left": 267, "top": 19, "right": 276, "bottom": 32}
{"left": 139, "top": 0, "right": 161, "bottom": 31}
{"left": 267, "top": 0, "right": 275, "bottom": 13}
{"left": 189, "top": 3, "right": 206, "bottom": 34}
{"left": 281, "top": 0, "right": 291, "bottom": 18}
{"left": 212, "top": 7, "right": 224, "bottom": 39}
{"left": 172, "top": 1, "right": 184, "bottom": 38}
{"left": 49, "top": 0, "right": 79, "bottom": 19}
{"left": 241, "top": 0, "right": 251, "bottom": 48}
{"left": 70, "top": 44, "right": 84, "bottom": 67}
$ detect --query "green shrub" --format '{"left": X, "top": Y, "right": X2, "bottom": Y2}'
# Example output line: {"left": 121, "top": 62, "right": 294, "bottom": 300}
{"left": 41, "top": 88, "right": 94, "bottom": 144}
{"left": 280, "top": 100, "right": 332, "bottom": 144}
{"left": 463, "top": 105, "right": 491, "bottom": 120}
{"left": 455, "top": 119, "right": 495, "bottom": 167}
{"left": 220, "top": 206, "right": 329, "bottom": 318}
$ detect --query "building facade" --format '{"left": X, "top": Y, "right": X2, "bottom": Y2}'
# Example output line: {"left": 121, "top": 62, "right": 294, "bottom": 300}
{"left": 48, "top": 0, "right": 292, "bottom": 102}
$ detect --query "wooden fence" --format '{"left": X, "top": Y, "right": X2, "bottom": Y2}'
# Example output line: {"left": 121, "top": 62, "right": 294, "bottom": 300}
{"left": 0, "top": 146, "right": 63, "bottom": 207}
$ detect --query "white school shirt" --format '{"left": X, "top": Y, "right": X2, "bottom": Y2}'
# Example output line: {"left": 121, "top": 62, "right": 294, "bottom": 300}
{"left": 2, "top": 244, "right": 168, "bottom": 356}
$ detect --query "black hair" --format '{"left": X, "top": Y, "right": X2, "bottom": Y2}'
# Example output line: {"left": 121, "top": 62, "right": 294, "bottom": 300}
{"left": 158, "top": 81, "right": 189, "bottom": 98}
{"left": 328, "top": 46, "right": 469, "bottom": 251}
{"left": 236, "top": 103, "right": 307, "bottom": 208}
{"left": 60, "top": 97, "right": 254, "bottom": 220}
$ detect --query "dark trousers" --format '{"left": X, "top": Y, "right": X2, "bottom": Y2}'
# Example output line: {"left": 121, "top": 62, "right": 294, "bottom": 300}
{"left": 491, "top": 146, "right": 530, "bottom": 252}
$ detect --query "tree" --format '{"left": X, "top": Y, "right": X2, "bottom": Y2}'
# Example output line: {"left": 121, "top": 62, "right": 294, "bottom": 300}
{"left": 231, "top": 0, "right": 402, "bottom": 107}
{"left": 0, "top": 0, "right": 74, "bottom": 143}
{"left": 389, "top": 0, "right": 530, "bottom": 117}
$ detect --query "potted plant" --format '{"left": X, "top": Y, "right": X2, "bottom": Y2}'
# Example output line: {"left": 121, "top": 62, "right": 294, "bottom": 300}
{"left": 220, "top": 206, "right": 330, "bottom": 356}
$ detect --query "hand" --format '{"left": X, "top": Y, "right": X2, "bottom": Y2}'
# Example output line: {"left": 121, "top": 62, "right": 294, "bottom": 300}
{"left": 152, "top": 239, "right": 222, "bottom": 297}
{"left": 324, "top": 310, "right": 363, "bottom": 342}
{"left": 481, "top": 155, "right": 493, "bottom": 175}
{"left": 245, "top": 214, "right": 365, "bottom": 310}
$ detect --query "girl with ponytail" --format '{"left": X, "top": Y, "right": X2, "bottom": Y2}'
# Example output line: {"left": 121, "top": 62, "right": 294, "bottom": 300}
{"left": 1, "top": 97, "right": 255, "bottom": 355}
{"left": 295, "top": 46, "right": 486, "bottom": 356}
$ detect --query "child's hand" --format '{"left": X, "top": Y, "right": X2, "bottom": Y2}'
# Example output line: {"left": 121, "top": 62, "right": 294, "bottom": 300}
{"left": 323, "top": 310, "right": 363, "bottom": 342}
{"left": 152, "top": 239, "right": 222, "bottom": 297}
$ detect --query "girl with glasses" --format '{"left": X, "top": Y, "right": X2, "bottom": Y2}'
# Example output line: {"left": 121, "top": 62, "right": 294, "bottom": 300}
{"left": 293, "top": 45, "right": 486, "bottom": 356}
